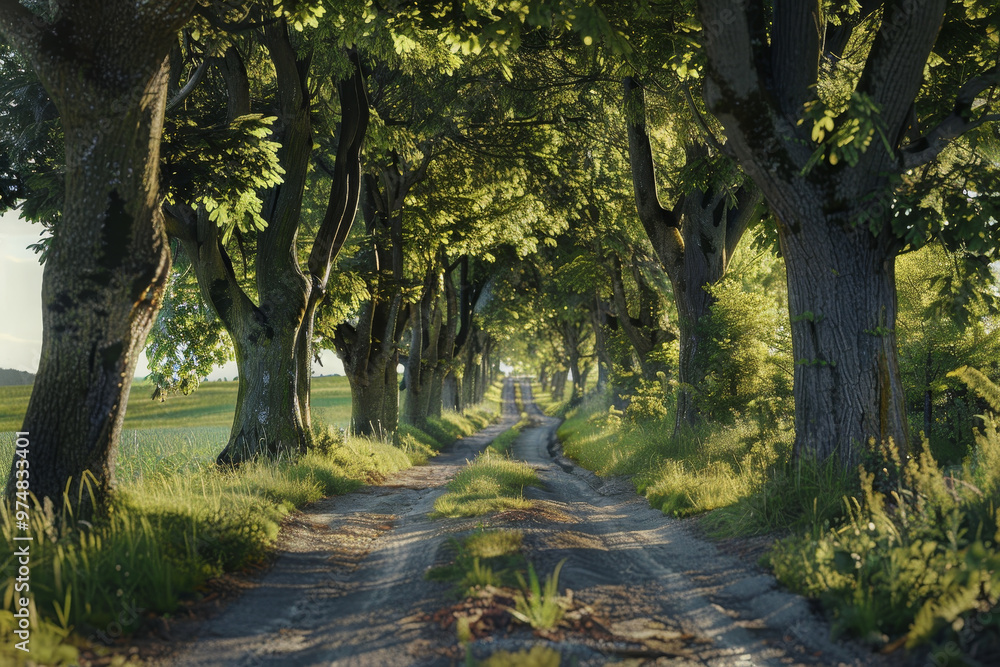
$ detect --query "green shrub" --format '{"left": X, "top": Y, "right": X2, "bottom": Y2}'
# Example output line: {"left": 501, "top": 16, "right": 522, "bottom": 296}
{"left": 623, "top": 376, "right": 670, "bottom": 422}
{"left": 769, "top": 432, "right": 1000, "bottom": 654}
{"left": 694, "top": 256, "right": 792, "bottom": 424}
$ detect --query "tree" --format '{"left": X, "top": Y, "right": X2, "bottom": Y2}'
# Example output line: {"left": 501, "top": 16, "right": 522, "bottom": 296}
{"left": 0, "top": 0, "right": 195, "bottom": 511}
{"left": 163, "top": 21, "right": 370, "bottom": 465}
{"left": 696, "top": 0, "right": 1000, "bottom": 463}
{"left": 623, "top": 77, "right": 762, "bottom": 430}
{"left": 329, "top": 150, "right": 419, "bottom": 438}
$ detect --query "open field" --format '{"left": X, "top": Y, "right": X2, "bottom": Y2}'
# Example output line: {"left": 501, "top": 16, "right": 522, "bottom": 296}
{"left": 0, "top": 375, "right": 353, "bottom": 432}
{"left": 0, "top": 375, "right": 355, "bottom": 482}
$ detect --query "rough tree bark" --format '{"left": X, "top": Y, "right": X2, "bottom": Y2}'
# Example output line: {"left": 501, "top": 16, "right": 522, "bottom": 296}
{"left": 1, "top": 0, "right": 194, "bottom": 511}
{"left": 403, "top": 267, "right": 442, "bottom": 428}
{"left": 696, "top": 0, "right": 995, "bottom": 462}
{"left": 589, "top": 295, "right": 614, "bottom": 393}
{"left": 560, "top": 319, "right": 590, "bottom": 402}
{"left": 624, "top": 77, "right": 760, "bottom": 433}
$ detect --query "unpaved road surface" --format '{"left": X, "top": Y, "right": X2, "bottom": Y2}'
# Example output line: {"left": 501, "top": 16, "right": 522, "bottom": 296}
{"left": 162, "top": 379, "right": 883, "bottom": 666}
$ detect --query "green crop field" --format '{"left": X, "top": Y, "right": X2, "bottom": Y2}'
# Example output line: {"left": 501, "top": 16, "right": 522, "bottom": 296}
{"left": 0, "top": 375, "right": 354, "bottom": 481}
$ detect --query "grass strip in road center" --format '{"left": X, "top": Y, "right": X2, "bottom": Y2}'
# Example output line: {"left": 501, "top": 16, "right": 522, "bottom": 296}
{"left": 433, "top": 420, "right": 540, "bottom": 518}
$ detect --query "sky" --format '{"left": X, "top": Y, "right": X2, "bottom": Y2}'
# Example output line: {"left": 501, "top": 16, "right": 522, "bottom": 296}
{"left": 0, "top": 210, "right": 345, "bottom": 379}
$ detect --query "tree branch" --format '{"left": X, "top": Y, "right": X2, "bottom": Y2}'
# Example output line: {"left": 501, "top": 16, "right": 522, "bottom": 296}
{"left": 308, "top": 49, "right": 371, "bottom": 288}
{"left": 164, "top": 203, "right": 257, "bottom": 332}
{"left": 900, "top": 65, "right": 1000, "bottom": 169}
{"left": 697, "top": 0, "right": 811, "bottom": 178}
{"left": 724, "top": 185, "right": 764, "bottom": 261}
{"left": 166, "top": 58, "right": 209, "bottom": 113}
{"left": 683, "top": 85, "right": 729, "bottom": 157}
{"left": 623, "top": 76, "right": 684, "bottom": 273}
{"left": 0, "top": 1, "right": 48, "bottom": 64}
{"left": 219, "top": 45, "right": 251, "bottom": 123}
{"left": 770, "top": 0, "right": 821, "bottom": 121}
{"left": 855, "top": 0, "right": 948, "bottom": 166}
{"left": 257, "top": 19, "right": 312, "bottom": 293}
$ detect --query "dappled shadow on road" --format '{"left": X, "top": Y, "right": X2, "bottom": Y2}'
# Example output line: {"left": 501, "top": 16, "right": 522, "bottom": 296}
{"left": 151, "top": 378, "right": 884, "bottom": 666}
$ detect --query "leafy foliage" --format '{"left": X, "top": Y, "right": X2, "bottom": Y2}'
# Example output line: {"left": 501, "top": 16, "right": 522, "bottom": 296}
{"left": 162, "top": 115, "right": 285, "bottom": 243}
{"left": 694, "top": 244, "right": 792, "bottom": 422}
{"left": 896, "top": 246, "right": 1000, "bottom": 463}
{"left": 145, "top": 262, "right": 235, "bottom": 397}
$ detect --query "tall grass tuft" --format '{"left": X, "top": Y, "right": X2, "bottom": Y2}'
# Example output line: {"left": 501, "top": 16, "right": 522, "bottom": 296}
{"left": 510, "top": 560, "right": 567, "bottom": 631}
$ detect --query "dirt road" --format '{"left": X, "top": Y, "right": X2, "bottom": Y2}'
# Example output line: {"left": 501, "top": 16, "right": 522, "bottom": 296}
{"left": 163, "top": 379, "right": 880, "bottom": 666}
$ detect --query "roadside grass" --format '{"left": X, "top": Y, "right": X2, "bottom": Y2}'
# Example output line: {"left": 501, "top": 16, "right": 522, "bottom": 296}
{"left": 0, "top": 430, "right": 413, "bottom": 665}
{"left": 554, "top": 372, "right": 1000, "bottom": 661}
{"left": 510, "top": 560, "right": 566, "bottom": 631}
{"left": 703, "top": 453, "right": 857, "bottom": 537}
{"left": 557, "top": 393, "right": 797, "bottom": 519}
{"left": 0, "top": 385, "right": 500, "bottom": 665}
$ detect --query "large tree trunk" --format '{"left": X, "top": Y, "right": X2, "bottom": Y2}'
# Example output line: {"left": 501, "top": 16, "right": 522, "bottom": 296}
{"left": 166, "top": 37, "right": 368, "bottom": 463}
{"left": 224, "top": 324, "right": 307, "bottom": 462}
{"left": 442, "top": 372, "right": 460, "bottom": 412}
{"left": 170, "top": 23, "right": 315, "bottom": 466}
{"left": 2, "top": 2, "right": 192, "bottom": 511}
{"left": 170, "top": 204, "right": 313, "bottom": 466}
{"left": 335, "top": 137, "right": 428, "bottom": 436}
{"left": 696, "top": 0, "right": 957, "bottom": 461}
{"left": 625, "top": 78, "right": 761, "bottom": 433}
{"left": 624, "top": 78, "right": 760, "bottom": 433}
{"left": 336, "top": 289, "right": 405, "bottom": 438}
{"left": 403, "top": 274, "right": 442, "bottom": 427}
{"left": 346, "top": 352, "right": 394, "bottom": 438}
{"left": 461, "top": 339, "right": 479, "bottom": 408}
{"left": 779, "top": 210, "right": 907, "bottom": 463}
{"left": 551, "top": 370, "right": 568, "bottom": 402}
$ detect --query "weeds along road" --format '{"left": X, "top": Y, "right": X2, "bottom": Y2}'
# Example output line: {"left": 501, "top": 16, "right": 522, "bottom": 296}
{"left": 163, "top": 378, "right": 880, "bottom": 667}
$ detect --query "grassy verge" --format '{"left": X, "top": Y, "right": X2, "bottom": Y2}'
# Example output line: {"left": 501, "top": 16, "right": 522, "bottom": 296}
{"left": 0, "top": 429, "right": 412, "bottom": 665}
{"left": 0, "top": 391, "right": 500, "bottom": 665}
{"left": 556, "top": 392, "right": 799, "bottom": 520}
{"left": 553, "top": 378, "right": 1000, "bottom": 662}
